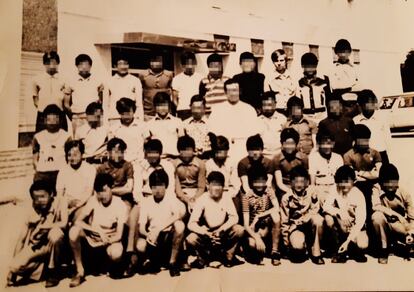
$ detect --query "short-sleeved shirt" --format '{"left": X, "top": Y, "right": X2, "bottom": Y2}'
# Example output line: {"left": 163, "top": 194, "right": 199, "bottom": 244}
{"left": 205, "top": 158, "right": 240, "bottom": 193}
{"left": 318, "top": 116, "right": 354, "bottom": 155}
{"left": 298, "top": 75, "right": 331, "bottom": 111}
{"left": 273, "top": 151, "right": 309, "bottom": 185}
{"left": 139, "top": 69, "right": 173, "bottom": 116}
{"left": 258, "top": 112, "right": 287, "bottom": 156}
{"left": 183, "top": 117, "right": 210, "bottom": 153}
{"left": 343, "top": 148, "right": 382, "bottom": 172}
{"left": 64, "top": 74, "right": 104, "bottom": 114}
{"left": 97, "top": 160, "right": 134, "bottom": 188}
{"left": 199, "top": 75, "right": 230, "bottom": 111}
{"left": 136, "top": 159, "right": 176, "bottom": 197}
{"left": 330, "top": 62, "right": 358, "bottom": 90}
{"left": 31, "top": 72, "right": 65, "bottom": 112}
{"left": 242, "top": 188, "right": 278, "bottom": 224}
{"left": 283, "top": 118, "right": 317, "bottom": 155}
{"left": 265, "top": 70, "right": 297, "bottom": 109}
{"left": 76, "top": 124, "right": 107, "bottom": 157}
{"left": 172, "top": 72, "right": 204, "bottom": 111}
{"left": 232, "top": 72, "right": 265, "bottom": 111}
{"left": 353, "top": 111, "right": 391, "bottom": 152}
{"left": 173, "top": 157, "right": 205, "bottom": 189}
{"left": 83, "top": 195, "right": 128, "bottom": 247}
{"left": 309, "top": 152, "right": 343, "bottom": 186}
{"left": 237, "top": 156, "right": 274, "bottom": 178}
{"left": 372, "top": 188, "right": 414, "bottom": 221}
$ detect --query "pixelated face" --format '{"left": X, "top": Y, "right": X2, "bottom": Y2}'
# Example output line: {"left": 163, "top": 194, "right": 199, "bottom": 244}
{"left": 32, "top": 189, "right": 52, "bottom": 212}
{"left": 155, "top": 102, "right": 169, "bottom": 118}
{"left": 328, "top": 100, "right": 343, "bottom": 117}
{"left": 183, "top": 59, "right": 196, "bottom": 75}
{"left": 248, "top": 149, "right": 263, "bottom": 161}
{"left": 77, "top": 61, "right": 91, "bottom": 75}
{"left": 208, "top": 61, "right": 223, "bottom": 77}
{"left": 273, "top": 54, "right": 287, "bottom": 73}
{"left": 150, "top": 56, "right": 163, "bottom": 72}
{"left": 68, "top": 147, "right": 82, "bottom": 167}
{"left": 116, "top": 60, "right": 129, "bottom": 75}
{"left": 290, "top": 105, "right": 303, "bottom": 121}
{"left": 96, "top": 185, "right": 112, "bottom": 205}
{"left": 145, "top": 150, "right": 161, "bottom": 166}
{"left": 291, "top": 176, "right": 309, "bottom": 193}
{"left": 355, "top": 138, "right": 370, "bottom": 151}
{"left": 120, "top": 109, "right": 135, "bottom": 125}
{"left": 86, "top": 109, "right": 102, "bottom": 128}
{"left": 303, "top": 65, "right": 317, "bottom": 78}
{"left": 336, "top": 50, "right": 351, "bottom": 63}
{"left": 319, "top": 138, "right": 335, "bottom": 156}
{"left": 226, "top": 83, "right": 240, "bottom": 104}
{"left": 262, "top": 98, "right": 276, "bottom": 117}
{"left": 179, "top": 147, "right": 195, "bottom": 163}
{"left": 361, "top": 99, "right": 377, "bottom": 113}
{"left": 252, "top": 177, "right": 267, "bottom": 193}
{"left": 382, "top": 179, "right": 399, "bottom": 194}
{"left": 241, "top": 59, "right": 255, "bottom": 73}
{"left": 208, "top": 181, "right": 224, "bottom": 201}
{"left": 109, "top": 145, "right": 124, "bottom": 163}
{"left": 151, "top": 184, "right": 167, "bottom": 202}
{"left": 190, "top": 101, "right": 205, "bottom": 120}
{"left": 214, "top": 150, "right": 228, "bottom": 162}
{"left": 282, "top": 138, "right": 297, "bottom": 154}
{"left": 44, "top": 113, "right": 60, "bottom": 132}
{"left": 44, "top": 59, "right": 59, "bottom": 75}
{"left": 337, "top": 179, "right": 354, "bottom": 195}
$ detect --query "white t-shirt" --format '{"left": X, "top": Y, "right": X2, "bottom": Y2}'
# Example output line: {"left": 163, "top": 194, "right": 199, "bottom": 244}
{"left": 258, "top": 112, "right": 287, "bottom": 156}
{"left": 31, "top": 72, "right": 65, "bottom": 112}
{"left": 172, "top": 72, "right": 204, "bottom": 111}
{"left": 76, "top": 123, "right": 107, "bottom": 157}
{"left": 309, "top": 151, "right": 343, "bottom": 185}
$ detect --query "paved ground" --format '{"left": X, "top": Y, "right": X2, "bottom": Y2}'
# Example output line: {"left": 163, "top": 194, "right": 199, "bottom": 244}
{"left": 1, "top": 136, "right": 414, "bottom": 292}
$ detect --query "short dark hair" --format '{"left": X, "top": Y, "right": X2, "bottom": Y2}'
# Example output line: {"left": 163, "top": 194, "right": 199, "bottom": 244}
{"left": 207, "top": 171, "right": 225, "bottom": 186}
{"left": 29, "top": 180, "right": 54, "bottom": 198}
{"left": 85, "top": 102, "right": 103, "bottom": 115}
{"left": 316, "top": 129, "right": 335, "bottom": 144}
{"left": 239, "top": 51, "right": 255, "bottom": 64}
{"left": 153, "top": 92, "right": 171, "bottom": 105}
{"left": 301, "top": 52, "right": 318, "bottom": 66}
{"left": 261, "top": 91, "right": 276, "bottom": 102}
{"left": 116, "top": 97, "right": 137, "bottom": 114}
{"left": 353, "top": 124, "right": 371, "bottom": 140}
{"left": 149, "top": 50, "right": 164, "bottom": 61}
{"left": 149, "top": 169, "right": 169, "bottom": 188}
{"left": 115, "top": 55, "right": 128, "bottom": 64}
{"left": 75, "top": 54, "right": 92, "bottom": 66}
{"left": 43, "top": 51, "right": 60, "bottom": 65}
{"left": 64, "top": 139, "right": 85, "bottom": 161}
{"left": 144, "top": 139, "right": 163, "bottom": 154}
{"left": 189, "top": 95, "right": 206, "bottom": 106}
{"left": 94, "top": 173, "right": 114, "bottom": 192}
{"left": 246, "top": 134, "right": 264, "bottom": 151}
{"left": 107, "top": 137, "right": 127, "bottom": 151}
{"left": 248, "top": 164, "right": 268, "bottom": 187}
{"left": 327, "top": 92, "right": 344, "bottom": 105}
{"left": 379, "top": 163, "right": 400, "bottom": 183}
{"left": 271, "top": 49, "right": 286, "bottom": 62}
{"left": 207, "top": 53, "right": 222, "bottom": 66}
{"left": 280, "top": 128, "right": 300, "bottom": 144}
{"left": 287, "top": 96, "right": 304, "bottom": 110}
{"left": 357, "top": 89, "right": 378, "bottom": 105}
{"left": 334, "top": 39, "right": 352, "bottom": 53}
{"left": 209, "top": 133, "right": 229, "bottom": 152}
{"left": 290, "top": 165, "right": 310, "bottom": 181}
{"left": 181, "top": 51, "right": 196, "bottom": 65}
{"left": 43, "top": 104, "right": 62, "bottom": 117}
{"left": 177, "top": 135, "right": 195, "bottom": 151}
{"left": 334, "top": 165, "right": 356, "bottom": 183}
{"left": 224, "top": 78, "right": 239, "bottom": 93}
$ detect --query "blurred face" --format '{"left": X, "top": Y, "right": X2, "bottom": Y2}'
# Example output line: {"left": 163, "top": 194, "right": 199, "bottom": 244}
{"left": 109, "top": 145, "right": 124, "bottom": 163}
{"left": 290, "top": 105, "right": 303, "bottom": 122}
{"left": 328, "top": 100, "right": 343, "bottom": 117}
{"left": 151, "top": 184, "right": 167, "bottom": 202}
{"left": 116, "top": 60, "right": 129, "bottom": 75}
{"left": 150, "top": 56, "right": 163, "bottom": 73}
{"left": 96, "top": 185, "right": 112, "bottom": 206}
{"left": 262, "top": 98, "right": 276, "bottom": 117}
{"left": 120, "top": 109, "right": 135, "bottom": 125}
{"left": 68, "top": 147, "right": 82, "bottom": 168}
{"left": 32, "top": 190, "right": 52, "bottom": 213}
{"left": 145, "top": 150, "right": 161, "bottom": 166}
{"left": 183, "top": 59, "right": 196, "bottom": 75}
{"left": 240, "top": 59, "right": 255, "bottom": 73}
{"left": 45, "top": 113, "right": 60, "bottom": 132}
{"left": 355, "top": 138, "right": 370, "bottom": 152}
{"left": 303, "top": 65, "right": 317, "bottom": 78}
{"left": 361, "top": 99, "right": 377, "bottom": 116}
{"left": 86, "top": 109, "right": 102, "bottom": 128}
{"left": 44, "top": 59, "right": 59, "bottom": 75}
{"left": 273, "top": 54, "right": 287, "bottom": 73}
{"left": 336, "top": 50, "right": 351, "bottom": 63}
{"left": 179, "top": 147, "right": 195, "bottom": 163}
{"left": 248, "top": 148, "right": 263, "bottom": 161}
{"left": 214, "top": 150, "right": 228, "bottom": 163}
{"left": 337, "top": 179, "right": 354, "bottom": 195}
{"left": 282, "top": 138, "right": 297, "bottom": 155}
{"left": 291, "top": 176, "right": 309, "bottom": 194}
{"left": 226, "top": 83, "right": 240, "bottom": 104}
{"left": 77, "top": 61, "right": 91, "bottom": 77}
{"left": 252, "top": 177, "right": 267, "bottom": 194}
{"left": 155, "top": 103, "right": 169, "bottom": 118}
{"left": 190, "top": 101, "right": 205, "bottom": 120}
{"left": 208, "top": 61, "right": 223, "bottom": 78}
{"left": 208, "top": 182, "right": 224, "bottom": 201}
{"left": 382, "top": 179, "right": 399, "bottom": 195}
{"left": 319, "top": 138, "right": 335, "bottom": 157}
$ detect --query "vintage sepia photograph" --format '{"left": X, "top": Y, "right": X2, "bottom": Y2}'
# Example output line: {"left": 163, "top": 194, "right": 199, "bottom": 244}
{"left": 1, "top": 0, "right": 414, "bottom": 291}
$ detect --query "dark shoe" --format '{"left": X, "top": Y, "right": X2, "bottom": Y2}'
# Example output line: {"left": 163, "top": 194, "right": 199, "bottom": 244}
{"left": 223, "top": 257, "right": 244, "bottom": 268}
{"left": 125, "top": 252, "right": 138, "bottom": 277}
{"left": 180, "top": 262, "right": 191, "bottom": 272}
{"left": 6, "top": 272, "right": 17, "bottom": 287}
{"left": 310, "top": 256, "right": 325, "bottom": 265}
{"left": 69, "top": 274, "right": 85, "bottom": 288}
{"left": 45, "top": 270, "right": 60, "bottom": 288}
{"left": 353, "top": 252, "right": 368, "bottom": 263}
{"left": 271, "top": 252, "right": 281, "bottom": 266}
{"left": 378, "top": 249, "right": 388, "bottom": 264}
{"left": 191, "top": 257, "right": 206, "bottom": 269}
{"left": 169, "top": 265, "right": 181, "bottom": 277}
{"left": 331, "top": 253, "right": 347, "bottom": 263}
{"left": 142, "top": 260, "right": 161, "bottom": 274}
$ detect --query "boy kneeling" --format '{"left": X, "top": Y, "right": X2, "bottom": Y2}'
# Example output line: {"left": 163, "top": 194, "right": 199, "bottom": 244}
{"left": 186, "top": 171, "right": 244, "bottom": 268}
{"left": 136, "top": 169, "right": 187, "bottom": 277}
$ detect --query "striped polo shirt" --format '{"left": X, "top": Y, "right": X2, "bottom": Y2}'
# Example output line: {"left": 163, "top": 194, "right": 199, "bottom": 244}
{"left": 199, "top": 75, "right": 230, "bottom": 112}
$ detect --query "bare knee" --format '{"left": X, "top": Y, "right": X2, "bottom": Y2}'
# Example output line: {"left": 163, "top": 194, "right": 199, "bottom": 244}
{"left": 186, "top": 233, "right": 200, "bottom": 247}
{"left": 107, "top": 243, "right": 123, "bottom": 261}
{"left": 356, "top": 232, "right": 369, "bottom": 250}
{"left": 290, "top": 231, "right": 305, "bottom": 251}
{"left": 371, "top": 211, "right": 386, "bottom": 227}
{"left": 173, "top": 220, "right": 185, "bottom": 235}
{"left": 325, "top": 215, "right": 335, "bottom": 228}
{"left": 311, "top": 214, "right": 324, "bottom": 227}
{"left": 69, "top": 225, "right": 82, "bottom": 242}
{"left": 136, "top": 238, "right": 147, "bottom": 253}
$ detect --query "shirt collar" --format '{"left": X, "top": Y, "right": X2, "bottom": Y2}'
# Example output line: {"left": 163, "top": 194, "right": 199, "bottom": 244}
{"left": 189, "top": 117, "right": 207, "bottom": 124}
{"left": 114, "top": 73, "right": 129, "bottom": 79}
{"left": 280, "top": 151, "right": 301, "bottom": 162}
{"left": 273, "top": 69, "right": 290, "bottom": 79}
{"left": 149, "top": 69, "right": 164, "bottom": 77}
{"left": 176, "top": 157, "right": 199, "bottom": 168}
{"left": 78, "top": 74, "right": 91, "bottom": 81}
{"left": 288, "top": 117, "right": 309, "bottom": 126}
{"left": 155, "top": 114, "right": 172, "bottom": 121}
{"left": 44, "top": 72, "right": 59, "bottom": 79}
{"left": 356, "top": 111, "right": 379, "bottom": 122}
